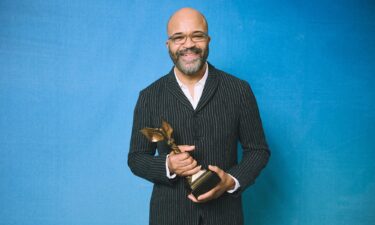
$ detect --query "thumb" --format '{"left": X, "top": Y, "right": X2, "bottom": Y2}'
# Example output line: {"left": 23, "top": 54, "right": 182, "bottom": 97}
{"left": 209, "top": 165, "right": 225, "bottom": 179}
{"left": 208, "top": 165, "right": 220, "bottom": 173}
{"left": 178, "top": 145, "right": 195, "bottom": 152}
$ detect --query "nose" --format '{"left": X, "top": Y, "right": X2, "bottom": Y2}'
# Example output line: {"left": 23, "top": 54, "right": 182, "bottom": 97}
{"left": 182, "top": 36, "right": 196, "bottom": 49}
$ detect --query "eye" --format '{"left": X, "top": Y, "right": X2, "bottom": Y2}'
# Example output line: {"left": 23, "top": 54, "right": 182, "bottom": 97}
{"left": 193, "top": 34, "right": 205, "bottom": 38}
{"left": 192, "top": 33, "right": 207, "bottom": 41}
{"left": 171, "top": 35, "right": 185, "bottom": 42}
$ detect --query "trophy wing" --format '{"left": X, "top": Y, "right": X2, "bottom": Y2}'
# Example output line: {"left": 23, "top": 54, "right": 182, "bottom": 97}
{"left": 140, "top": 128, "right": 165, "bottom": 142}
{"left": 161, "top": 120, "right": 173, "bottom": 138}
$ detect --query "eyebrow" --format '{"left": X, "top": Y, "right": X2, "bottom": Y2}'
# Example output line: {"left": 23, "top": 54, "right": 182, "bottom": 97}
{"left": 170, "top": 32, "right": 184, "bottom": 36}
{"left": 169, "top": 31, "right": 207, "bottom": 37}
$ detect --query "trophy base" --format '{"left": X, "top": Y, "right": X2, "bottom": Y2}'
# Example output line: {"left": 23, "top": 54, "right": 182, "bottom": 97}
{"left": 189, "top": 170, "right": 221, "bottom": 198}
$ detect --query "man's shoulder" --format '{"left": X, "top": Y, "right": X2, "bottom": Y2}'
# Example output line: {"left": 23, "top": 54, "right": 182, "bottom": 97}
{"left": 211, "top": 65, "right": 250, "bottom": 88}
{"left": 139, "top": 74, "right": 169, "bottom": 96}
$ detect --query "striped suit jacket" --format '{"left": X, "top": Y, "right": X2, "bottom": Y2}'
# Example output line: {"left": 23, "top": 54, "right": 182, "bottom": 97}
{"left": 128, "top": 63, "right": 270, "bottom": 225}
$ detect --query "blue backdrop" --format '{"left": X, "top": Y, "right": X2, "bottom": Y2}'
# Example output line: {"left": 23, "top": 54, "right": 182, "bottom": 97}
{"left": 1, "top": 1, "right": 374, "bottom": 225}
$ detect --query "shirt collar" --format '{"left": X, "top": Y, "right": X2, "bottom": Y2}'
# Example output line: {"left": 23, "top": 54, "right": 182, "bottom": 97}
{"left": 174, "top": 62, "right": 209, "bottom": 88}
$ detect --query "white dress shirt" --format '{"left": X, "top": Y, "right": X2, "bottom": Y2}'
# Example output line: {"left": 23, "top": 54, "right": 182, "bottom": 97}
{"left": 165, "top": 64, "right": 240, "bottom": 193}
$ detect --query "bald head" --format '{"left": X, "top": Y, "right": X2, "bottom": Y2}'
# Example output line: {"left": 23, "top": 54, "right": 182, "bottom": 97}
{"left": 166, "top": 8, "right": 210, "bottom": 77}
{"left": 167, "top": 8, "right": 208, "bottom": 36}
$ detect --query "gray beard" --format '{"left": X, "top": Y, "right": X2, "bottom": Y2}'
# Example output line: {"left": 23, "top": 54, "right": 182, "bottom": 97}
{"left": 175, "top": 57, "right": 205, "bottom": 75}
{"left": 169, "top": 46, "right": 209, "bottom": 76}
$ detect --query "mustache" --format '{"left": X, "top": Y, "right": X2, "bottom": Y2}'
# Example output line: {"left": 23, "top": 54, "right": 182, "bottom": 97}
{"left": 176, "top": 47, "right": 202, "bottom": 57}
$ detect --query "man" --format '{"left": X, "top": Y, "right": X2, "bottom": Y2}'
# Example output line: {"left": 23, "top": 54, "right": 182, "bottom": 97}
{"left": 128, "top": 7, "right": 270, "bottom": 225}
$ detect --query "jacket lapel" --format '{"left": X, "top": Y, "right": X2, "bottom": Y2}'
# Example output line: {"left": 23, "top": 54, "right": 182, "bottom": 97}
{"left": 195, "top": 63, "right": 219, "bottom": 112}
{"left": 166, "top": 63, "right": 220, "bottom": 112}
{"left": 166, "top": 68, "right": 194, "bottom": 111}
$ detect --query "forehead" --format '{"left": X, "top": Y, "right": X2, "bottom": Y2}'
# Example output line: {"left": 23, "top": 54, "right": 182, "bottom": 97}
{"left": 167, "top": 13, "right": 207, "bottom": 35}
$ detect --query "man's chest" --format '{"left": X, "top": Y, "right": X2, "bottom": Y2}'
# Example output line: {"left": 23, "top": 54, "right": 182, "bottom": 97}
{"left": 149, "top": 89, "right": 240, "bottom": 143}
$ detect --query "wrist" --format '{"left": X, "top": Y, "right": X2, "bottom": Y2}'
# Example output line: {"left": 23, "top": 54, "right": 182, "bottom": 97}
{"left": 166, "top": 156, "right": 174, "bottom": 174}
{"left": 226, "top": 174, "right": 235, "bottom": 190}
{"left": 166, "top": 154, "right": 176, "bottom": 176}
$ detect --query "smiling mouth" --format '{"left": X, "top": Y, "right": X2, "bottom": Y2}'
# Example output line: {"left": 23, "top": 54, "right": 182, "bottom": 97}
{"left": 180, "top": 52, "right": 200, "bottom": 62}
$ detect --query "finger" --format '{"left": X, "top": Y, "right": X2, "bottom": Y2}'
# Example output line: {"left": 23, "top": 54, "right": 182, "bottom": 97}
{"left": 198, "top": 188, "right": 224, "bottom": 202}
{"left": 177, "top": 160, "right": 198, "bottom": 176}
{"left": 181, "top": 165, "right": 202, "bottom": 176}
{"left": 208, "top": 165, "right": 225, "bottom": 178}
{"left": 179, "top": 159, "right": 197, "bottom": 170}
{"left": 175, "top": 156, "right": 195, "bottom": 168}
{"left": 169, "top": 155, "right": 191, "bottom": 173}
{"left": 170, "top": 160, "right": 195, "bottom": 175}
{"left": 208, "top": 165, "right": 220, "bottom": 173}
{"left": 178, "top": 145, "right": 195, "bottom": 152}
{"left": 197, "top": 186, "right": 219, "bottom": 201}
{"left": 188, "top": 194, "right": 199, "bottom": 203}
{"left": 170, "top": 159, "right": 193, "bottom": 173}
{"left": 170, "top": 152, "right": 191, "bottom": 161}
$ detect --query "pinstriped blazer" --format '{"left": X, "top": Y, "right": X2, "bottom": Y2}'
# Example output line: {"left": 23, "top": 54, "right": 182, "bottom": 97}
{"left": 128, "top": 63, "right": 270, "bottom": 225}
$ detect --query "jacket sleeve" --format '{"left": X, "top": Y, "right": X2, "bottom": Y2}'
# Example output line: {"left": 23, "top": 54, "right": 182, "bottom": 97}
{"left": 227, "top": 81, "right": 270, "bottom": 195}
{"left": 127, "top": 91, "right": 176, "bottom": 186}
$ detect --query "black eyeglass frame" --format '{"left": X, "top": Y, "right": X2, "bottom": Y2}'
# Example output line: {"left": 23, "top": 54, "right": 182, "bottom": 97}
{"left": 168, "top": 32, "right": 209, "bottom": 45}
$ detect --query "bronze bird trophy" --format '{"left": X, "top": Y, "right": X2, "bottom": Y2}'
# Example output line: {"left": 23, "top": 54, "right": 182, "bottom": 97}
{"left": 141, "top": 120, "right": 221, "bottom": 198}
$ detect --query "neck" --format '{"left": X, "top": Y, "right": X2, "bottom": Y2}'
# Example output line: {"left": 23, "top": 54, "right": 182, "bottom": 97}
{"left": 174, "top": 63, "right": 207, "bottom": 86}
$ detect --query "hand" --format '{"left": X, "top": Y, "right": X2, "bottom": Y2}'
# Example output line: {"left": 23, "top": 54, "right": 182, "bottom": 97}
{"left": 188, "top": 165, "right": 235, "bottom": 203}
{"left": 167, "top": 145, "right": 202, "bottom": 177}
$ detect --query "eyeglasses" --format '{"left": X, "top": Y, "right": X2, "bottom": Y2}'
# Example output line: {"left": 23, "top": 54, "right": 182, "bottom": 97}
{"left": 168, "top": 32, "right": 209, "bottom": 45}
